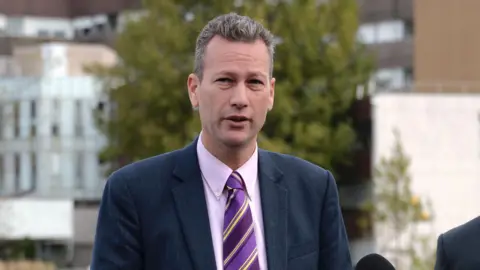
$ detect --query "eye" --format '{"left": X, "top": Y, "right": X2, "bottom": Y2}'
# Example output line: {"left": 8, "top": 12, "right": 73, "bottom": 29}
{"left": 216, "top": 78, "right": 233, "bottom": 83}
{"left": 248, "top": 79, "right": 264, "bottom": 85}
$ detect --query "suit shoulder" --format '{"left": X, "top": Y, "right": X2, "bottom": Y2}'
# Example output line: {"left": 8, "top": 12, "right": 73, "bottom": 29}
{"left": 442, "top": 216, "right": 480, "bottom": 244}
{"left": 261, "top": 150, "right": 332, "bottom": 179}
{"left": 107, "top": 149, "right": 181, "bottom": 186}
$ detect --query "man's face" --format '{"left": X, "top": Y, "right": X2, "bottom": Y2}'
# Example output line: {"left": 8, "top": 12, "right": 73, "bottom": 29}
{"left": 187, "top": 36, "right": 275, "bottom": 148}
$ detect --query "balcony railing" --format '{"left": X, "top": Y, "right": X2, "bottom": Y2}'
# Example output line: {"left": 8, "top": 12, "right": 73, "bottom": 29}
{"left": 0, "top": 183, "right": 105, "bottom": 201}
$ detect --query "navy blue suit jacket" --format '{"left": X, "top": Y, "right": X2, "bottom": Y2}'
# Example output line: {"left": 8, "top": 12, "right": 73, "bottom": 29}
{"left": 434, "top": 216, "right": 480, "bottom": 270}
{"left": 91, "top": 139, "right": 352, "bottom": 270}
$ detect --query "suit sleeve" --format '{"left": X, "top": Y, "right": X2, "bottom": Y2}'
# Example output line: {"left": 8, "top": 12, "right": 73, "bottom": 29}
{"left": 90, "top": 171, "right": 142, "bottom": 270}
{"left": 318, "top": 170, "right": 352, "bottom": 270}
{"left": 434, "top": 234, "right": 449, "bottom": 270}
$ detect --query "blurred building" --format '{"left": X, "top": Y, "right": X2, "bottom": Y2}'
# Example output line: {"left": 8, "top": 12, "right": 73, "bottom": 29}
{"left": 0, "top": 198, "right": 74, "bottom": 265}
{"left": 0, "top": 42, "right": 115, "bottom": 198}
{"left": 372, "top": 92, "right": 480, "bottom": 265}
{"left": 0, "top": 0, "right": 477, "bottom": 267}
{"left": 358, "top": 0, "right": 480, "bottom": 93}
{"left": 0, "top": 42, "right": 115, "bottom": 267}
{"left": 337, "top": 97, "right": 374, "bottom": 263}
{"left": 348, "top": 0, "right": 480, "bottom": 263}
{"left": 0, "top": 0, "right": 144, "bottom": 51}
{"left": 357, "top": 0, "right": 414, "bottom": 91}
{"left": 414, "top": 0, "right": 480, "bottom": 90}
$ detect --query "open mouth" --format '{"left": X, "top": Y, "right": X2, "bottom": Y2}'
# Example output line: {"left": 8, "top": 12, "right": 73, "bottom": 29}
{"left": 225, "top": 116, "right": 249, "bottom": 123}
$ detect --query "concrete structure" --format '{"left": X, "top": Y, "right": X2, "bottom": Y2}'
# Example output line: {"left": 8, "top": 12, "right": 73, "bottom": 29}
{"left": 372, "top": 92, "right": 480, "bottom": 266}
{"left": 358, "top": 0, "right": 480, "bottom": 93}
{"left": 0, "top": 42, "right": 115, "bottom": 199}
{"left": 0, "top": 198, "right": 74, "bottom": 265}
{"left": 0, "top": 198, "right": 73, "bottom": 240}
{"left": 0, "top": 42, "right": 115, "bottom": 267}
{"left": 357, "top": 0, "right": 414, "bottom": 91}
{"left": 72, "top": 202, "right": 98, "bottom": 267}
{"left": 0, "top": 13, "right": 117, "bottom": 43}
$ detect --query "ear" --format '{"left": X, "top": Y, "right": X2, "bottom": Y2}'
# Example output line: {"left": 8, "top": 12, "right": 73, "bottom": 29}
{"left": 187, "top": 73, "right": 200, "bottom": 109}
{"left": 268, "top": 77, "right": 275, "bottom": 111}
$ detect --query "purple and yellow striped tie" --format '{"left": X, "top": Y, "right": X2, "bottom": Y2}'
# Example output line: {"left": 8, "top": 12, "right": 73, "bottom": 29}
{"left": 223, "top": 171, "right": 260, "bottom": 270}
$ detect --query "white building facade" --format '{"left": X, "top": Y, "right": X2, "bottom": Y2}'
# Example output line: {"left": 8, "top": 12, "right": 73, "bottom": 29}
{"left": 372, "top": 92, "right": 480, "bottom": 266}
{"left": 0, "top": 42, "right": 116, "bottom": 199}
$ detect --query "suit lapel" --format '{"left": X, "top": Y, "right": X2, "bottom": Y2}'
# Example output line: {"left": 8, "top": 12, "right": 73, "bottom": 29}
{"left": 172, "top": 139, "right": 216, "bottom": 270}
{"left": 258, "top": 150, "right": 288, "bottom": 270}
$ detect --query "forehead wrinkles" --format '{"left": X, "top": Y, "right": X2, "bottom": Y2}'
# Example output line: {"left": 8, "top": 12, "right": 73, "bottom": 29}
{"left": 203, "top": 49, "right": 270, "bottom": 77}
{"left": 204, "top": 37, "right": 269, "bottom": 62}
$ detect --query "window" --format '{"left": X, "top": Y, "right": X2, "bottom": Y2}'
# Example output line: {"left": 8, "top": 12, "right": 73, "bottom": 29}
{"left": 31, "top": 152, "right": 36, "bottom": 190}
{"left": 51, "top": 153, "right": 60, "bottom": 177}
{"left": 30, "top": 125, "right": 36, "bottom": 137}
{"left": 404, "top": 19, "right": 414, "bottom": 37}
{"left": 75, "top": 151, "right": 84, "bottom": 189}
{"left": 52, "top": 99, "right": 60, "bottom": 137}
{"left": 37, "top": 30, "right": 49, "bottom": 37}
{"left": 53, "top": 31, "right": 65, "bottom": 38}
{"left": 374, "top": 67, "right": 412, "bottom": 90}
{"left": 30, "top": 100, "right": 36, "bottom": 138}
{"left": 30, "top": 100, "right": 36, "bottom": 118}
{"left": 52, "top": 125, "right": 59, "bottom": 136}
{"left": 74, "top": 100, "right": 83, "bottom": 137}
{"left": 404, "top": 67, "right": 414, "bottom": 86}
{"left": 377, "top": 21, "right": 404, "bottom": 43}
{"left": 357, "top": 24, "right": 376, "bottom": 44}
{"left": 357, "top": 20, "right": 412, "bottom": 44}
{"left": 0, "top": 155, "right": 4, "bottom": 192}
{"left": 14, "top": 153, "right": 20, "bottom": 192}
{"left": 0, "top": 104, "right": 3, "bottom": 140}
{"left": 13, "top": 101, "right": 20, "bottom": 138}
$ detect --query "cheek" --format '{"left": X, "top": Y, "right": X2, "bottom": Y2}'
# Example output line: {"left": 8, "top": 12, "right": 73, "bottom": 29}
{"left": 198, "top": 98, "right": 218, "bottom": 122}
{"left": 252, "top": 96, "right": 271, "bottom": 113}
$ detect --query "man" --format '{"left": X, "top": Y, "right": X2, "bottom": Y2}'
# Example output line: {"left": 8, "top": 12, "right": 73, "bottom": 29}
{"left": 434, "top": 216, "right": 480, "bottom": 269}
{"left": 91, "top": 13, "right": 352, "bottom": 270}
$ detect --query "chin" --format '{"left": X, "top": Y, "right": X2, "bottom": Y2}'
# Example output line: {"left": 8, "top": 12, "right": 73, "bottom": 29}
{"left": 220, "top": 133, "right": 253, "bottom": 148}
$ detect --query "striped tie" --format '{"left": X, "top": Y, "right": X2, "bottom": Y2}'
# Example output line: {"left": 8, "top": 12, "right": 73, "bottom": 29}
{"left": 223, "top": 171, "right": 260, "bottom": 270}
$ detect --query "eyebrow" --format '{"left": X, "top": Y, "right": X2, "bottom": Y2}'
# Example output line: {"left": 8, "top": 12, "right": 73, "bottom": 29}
{"left": 215, "top": 71, "right": 268, "bottom": 79}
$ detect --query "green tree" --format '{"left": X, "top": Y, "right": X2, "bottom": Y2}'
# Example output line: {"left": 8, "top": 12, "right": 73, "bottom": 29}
{"left": 89, "top": 0, "right": 373, "bottom": 173}
{"left": 362, "top": 129, "right": 436, "bottom": 270}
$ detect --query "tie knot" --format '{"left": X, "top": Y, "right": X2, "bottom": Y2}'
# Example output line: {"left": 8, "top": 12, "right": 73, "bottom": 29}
{"left": 226, "top": 171, "right": 245, "bottom": 190}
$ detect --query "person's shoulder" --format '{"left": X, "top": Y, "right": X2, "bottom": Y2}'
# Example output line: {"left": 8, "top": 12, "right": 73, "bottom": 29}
{"left": 442, "top": 216, "right": 480, "bottom": 244}
{"left": 260, "top": 149, "right": 332, "bottom": 179}
{"left": 105, "top": 148, "right": 183, "bottom": 188}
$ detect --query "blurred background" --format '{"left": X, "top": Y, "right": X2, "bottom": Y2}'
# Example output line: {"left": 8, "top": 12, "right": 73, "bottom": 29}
{"left": 0, "top": 0, "right": 478, "bottom": 269}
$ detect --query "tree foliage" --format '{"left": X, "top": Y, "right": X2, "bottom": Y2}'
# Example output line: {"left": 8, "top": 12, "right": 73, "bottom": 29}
{"left": 89, "top": 0, "right": 373, "bottom": 173}
{"left": 362, "top": 129, "right": 436, "bottom": 270}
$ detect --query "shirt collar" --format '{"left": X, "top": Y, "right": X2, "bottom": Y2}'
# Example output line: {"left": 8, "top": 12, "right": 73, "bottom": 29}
{"left": 196, "top": 132, "right": 258, "bottom": 199}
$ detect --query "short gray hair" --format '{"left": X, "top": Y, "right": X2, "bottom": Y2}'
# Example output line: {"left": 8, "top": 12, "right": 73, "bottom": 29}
{"left": 194, "top": 13, "right": 276, "bottom": 80}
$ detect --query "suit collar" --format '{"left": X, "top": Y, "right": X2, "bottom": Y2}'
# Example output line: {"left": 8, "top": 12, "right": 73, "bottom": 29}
{"left": 258, "top": 149, "right": 283, "bottom": 183}
{"left": 258, "top": 150, "right": 288, "bottom": 270}
{"left": 172, "top": 138, "right": 216, "bottom": 270}
{"left": 172, "top": 139, "right": 288, "bottom": 270}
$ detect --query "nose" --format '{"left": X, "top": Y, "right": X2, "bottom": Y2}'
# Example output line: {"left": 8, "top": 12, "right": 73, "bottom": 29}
{"left": 230, "top": 84, "right": 248, "bottom": 109}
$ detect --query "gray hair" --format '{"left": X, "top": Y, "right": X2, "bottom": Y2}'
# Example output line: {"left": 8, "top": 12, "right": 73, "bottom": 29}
{"left": 194, "top": 12, "right": 276, "bottom": 80}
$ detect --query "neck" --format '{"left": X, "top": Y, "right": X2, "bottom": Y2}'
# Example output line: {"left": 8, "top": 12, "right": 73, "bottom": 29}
{"left": 201, "top": 133, "right": 256, "bottom": 170}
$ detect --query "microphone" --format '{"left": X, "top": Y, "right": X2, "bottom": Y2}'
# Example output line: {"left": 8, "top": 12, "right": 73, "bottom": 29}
{"left": 355, "top": 253, "right": 395, "bottom": 270}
